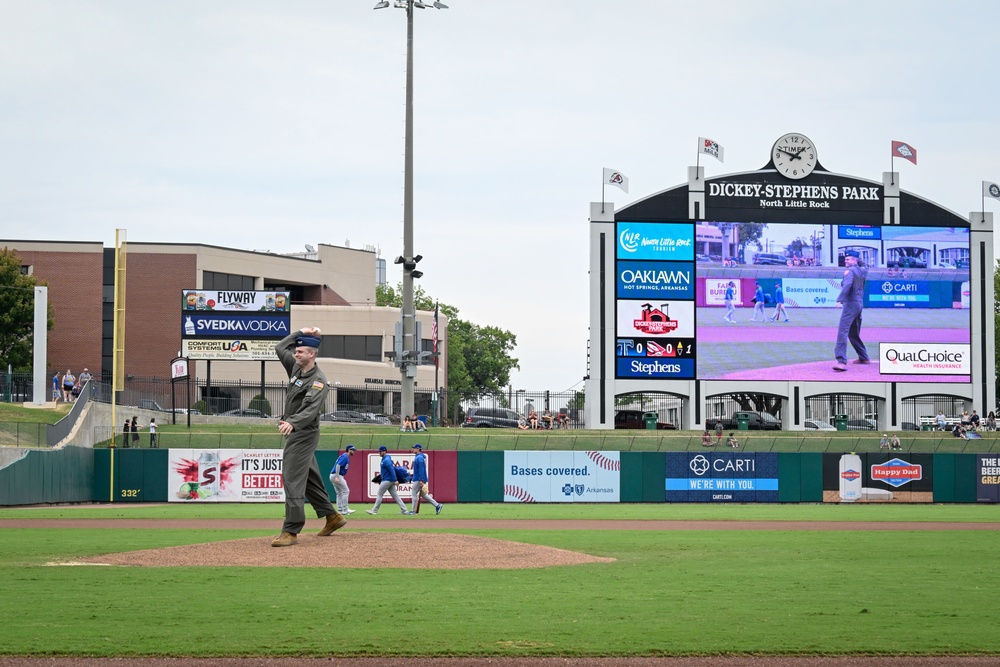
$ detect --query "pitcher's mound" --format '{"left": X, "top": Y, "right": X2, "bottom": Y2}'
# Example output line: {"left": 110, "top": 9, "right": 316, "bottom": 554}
{"left": 76, "top": 532, "right": 616, "bottom": 569}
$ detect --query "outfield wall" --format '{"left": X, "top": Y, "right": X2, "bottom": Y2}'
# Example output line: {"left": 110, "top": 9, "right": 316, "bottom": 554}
{"left": 1, "top": 447, "right": 996, "bottom": 506}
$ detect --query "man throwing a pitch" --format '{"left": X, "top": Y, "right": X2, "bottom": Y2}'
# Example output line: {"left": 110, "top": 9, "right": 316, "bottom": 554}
{"left": 833, "top": 250, "right": 869, "bottom": 371}
{"left": 272, "top": 328, "right": 346, "bottom": 547}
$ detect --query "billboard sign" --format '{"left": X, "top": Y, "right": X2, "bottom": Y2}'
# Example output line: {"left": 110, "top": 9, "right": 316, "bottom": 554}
{"left": 665, "top": 452, "right": 778, "bottom": 502}
{"left": 182, "top": 289, "right": 292, "bottom": 360}
{"left": 168, "top": 449, "right": 284, "bottom": 502}
{"left": 504, "top": 451, "right": 621, "bottom": 502}
{"left": 182, "top": 290, "right": 290, "bottom": 312}
{"left": 617, "top": 261, "right": 694, "bottom": 299}
{"left": 878, "top": 342, "right": 970, "bottom": 375}
{"left": 182, "top": 313, "right": 291, "bottom": 339}
{"left": 616, "top": 223, "right": 694, "bottom": 261}
{"left": 181, "top": 339, "right": 278, "bottom": 361}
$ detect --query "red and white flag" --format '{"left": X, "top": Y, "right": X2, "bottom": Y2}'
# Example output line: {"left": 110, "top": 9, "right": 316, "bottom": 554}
{"left": 891, "top": 141, "right": 917, "bottom": 165}
{"left": 699, "top": 137, "right": 724, "bottom": 163}
{"left": 603, "top": 168, "right": 629, "bottom": 193}
{"left": 432, "top": 302, "right": 439, "bottom": 368}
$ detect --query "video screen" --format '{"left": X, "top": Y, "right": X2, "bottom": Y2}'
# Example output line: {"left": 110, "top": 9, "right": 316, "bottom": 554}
{"left": 614, "top": 221, "right": 971, "bottom": 383}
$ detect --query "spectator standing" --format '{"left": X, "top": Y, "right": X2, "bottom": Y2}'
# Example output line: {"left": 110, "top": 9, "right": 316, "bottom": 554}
{"left": 407, "top": 444, "right": 443, "bottom": 515}
{"left": 131, "top": 416, "right": 141, "bottom": 447}
{"left": 62, "top": 369, "right": 76, "bottom": 402}
{"left": 329, "top": 445, "right": 357, "bottom": 515}
{"left": 51, "top": 372, "right": 61, "bottom": 402}
{"left": 714, "top": 421, "right": 724, "bottom": 445}
{"left": 271, "top": 328, "right": 345, "bottom": 548}
{"left": 122, "top": 419, "right": 131, "bottom": 447}
{"left": 148, "top": 418, "right": 158, "bottom": 448}
{"left": 366, "top": 446, "right": 408, "bottom": 515}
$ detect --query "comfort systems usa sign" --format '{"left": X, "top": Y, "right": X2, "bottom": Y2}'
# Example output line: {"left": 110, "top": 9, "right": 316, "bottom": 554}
{"left": 878, "top": 343, "right": 971, "bottom": 375}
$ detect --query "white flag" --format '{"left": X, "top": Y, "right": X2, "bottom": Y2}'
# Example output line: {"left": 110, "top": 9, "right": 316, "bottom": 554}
{"left": 699, "top": 137, "right": 724, "bottom": 163}
{"left": 603, "top": 168, "right": 628, "bottom": 193}
{"left": 984, "top": 181, "right": 1000, "bottom": 201}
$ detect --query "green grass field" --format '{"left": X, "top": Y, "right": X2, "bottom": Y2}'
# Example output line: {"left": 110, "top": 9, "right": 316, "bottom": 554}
{"left": 1, "top": 503, "right": 998, "bottom": 657}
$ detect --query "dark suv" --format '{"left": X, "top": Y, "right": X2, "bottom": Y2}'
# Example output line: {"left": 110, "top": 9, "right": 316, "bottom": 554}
{"left": 753, "top": 253, "right": 788, "bottom": 266}
{"left": 614, "top": 410, "right": 676, "bottom": 430}
{"left": 705, "top": 412, "right": 782, "bottom": 431}
{"left": 462, "top": 407, "right": 522, "bottom": 428}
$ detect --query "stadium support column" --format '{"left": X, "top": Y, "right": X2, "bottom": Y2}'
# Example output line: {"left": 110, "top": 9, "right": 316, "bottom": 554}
{"left": 586, "top": 202, "right": 616, "bottom": 429}
{"left": 689, "top": 166, "right": 705, "bottom": 220}
{"left": 32, "top": 286, "right": 47, "bottom": 405}
{"left": 969, "top": 211, "right": 995, "bottom": 415}
{"left": 883, "top": 172, "right": 900, "bottom": 226}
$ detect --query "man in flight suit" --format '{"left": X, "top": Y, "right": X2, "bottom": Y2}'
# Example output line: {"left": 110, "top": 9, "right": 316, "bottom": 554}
{"left": 833, "top": 250, "right": 869, "bottom": 371}
{"left": 271, "top": 328, "right": 346, "bottom": 547}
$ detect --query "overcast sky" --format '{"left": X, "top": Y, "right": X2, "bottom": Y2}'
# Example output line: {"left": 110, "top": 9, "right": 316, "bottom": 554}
{"left": 1, "top": 1, "right": 998, "bottom": 391}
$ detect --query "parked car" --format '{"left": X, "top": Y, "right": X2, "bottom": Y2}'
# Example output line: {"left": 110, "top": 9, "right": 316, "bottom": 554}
{"left": 321, "top": 410, "right": 367, "bottom": 423}
{"left": 614, "top": 409, "right": 675, "bottom": 430}
{"left": 360, "top": 412, "right": 392, "bottom": 425}
{"left": 705, "top": 412, "right": 782, "bottom": 431}
{"left": 892, "top": 256, "right": 927, "bottom": 269}
{"left": 219, "top": 408, "right": 271, "bottom": 419}
{"left": 138, "top": 399, "right": 168, "bottom": 412}
{"left": 170, "top": 408, "right": 202, "bottom": 415}
{"left": 804, "top": 419, "right": 837, "bottom": 431}
{"left": 696, "top": 253, "right": 713, "bottom": 263}
{"left": 846, "top": 418, "right": 877, "bottom": 430}
{"left": 901, "top": 421, "right": 921, "bottom": 432}
{"left": 461, "top": 407, "right": 522, "bottom": 428}
{"left": 753, "top": 253, "right": 788, "bottom": 266}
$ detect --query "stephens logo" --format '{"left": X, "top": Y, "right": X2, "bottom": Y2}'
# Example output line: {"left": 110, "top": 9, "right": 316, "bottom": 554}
{"left": 871, "top": 458, "right": 922, "bottom": 488}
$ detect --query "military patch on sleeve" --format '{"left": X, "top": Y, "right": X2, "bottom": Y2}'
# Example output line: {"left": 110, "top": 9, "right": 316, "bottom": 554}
{"left": 312, "top": 381, "right": 325, "bottom": 390}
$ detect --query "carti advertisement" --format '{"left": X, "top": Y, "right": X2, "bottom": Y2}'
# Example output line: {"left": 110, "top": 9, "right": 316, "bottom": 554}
{"left": 167, "top": 449, "right": 284, "bottom": 502}
{"left": 665, "top": 452, "right": 778, "bottom": 502}
{"left": 504, "top": 451, "right": 621, "bottom": 502}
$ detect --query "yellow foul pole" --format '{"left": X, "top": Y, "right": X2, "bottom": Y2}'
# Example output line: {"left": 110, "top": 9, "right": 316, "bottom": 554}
{"left": 110, "top": 229, "right": 127, "bottom": 502}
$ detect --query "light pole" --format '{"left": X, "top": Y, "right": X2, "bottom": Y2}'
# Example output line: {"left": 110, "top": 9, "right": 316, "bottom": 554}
{"left": 375, "top": 0, "right": 448, "bottom": 419}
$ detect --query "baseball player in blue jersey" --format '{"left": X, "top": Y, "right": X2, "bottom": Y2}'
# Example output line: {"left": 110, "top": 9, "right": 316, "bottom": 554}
{"left": 329, "top": 444, "right": 356, "bottom": 515}
{"left": 770, "top": 284, "right": 789, "bottom": 322}
{"left": 365, "top": 446, "right": 408, "bottom": 515}
{"left": 752, "top": 282, "right": 766, "bottom": 321}
{"left": 406, "top": 444, "right": 443, "bottom": 515}
{"left": 723, "top": 281, "right": 737, "bottom": 323}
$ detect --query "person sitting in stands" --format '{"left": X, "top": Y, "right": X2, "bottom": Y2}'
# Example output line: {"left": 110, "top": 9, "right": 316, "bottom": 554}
{"left": 969, "top": 410, "right": 981, "bottom": 431}
{"left": 952, "top": 423, "right": 968, "bottom": 439}
{"left": 527, "top": 409, "right": 539, "bottom": 430}
{"left": 935, "top": 411, "right": 947, "bottom": 431}
{"left": 701, "top": 430, "right": 714, "bottom": 447}
{"left": 542, "top": 409, "right": 554, "bottom": 429}
{"left": 517, "top": 415, "right": 530, "bottom": 430}
{"left": 401, "top": 415, "right": 414, "bottom": 432}
{"left": 726, "top": 433, "right": 740, "bottom": 449}
{"left": 987, "top": 411, "right": 997, "bottom": 432}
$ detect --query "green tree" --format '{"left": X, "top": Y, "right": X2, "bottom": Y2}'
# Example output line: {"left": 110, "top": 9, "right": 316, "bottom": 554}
{"left": 375, "top": 282, "right": 518, "bottom": 417}
{"left": 0, "top": 248, "right": 54, "bottom": 371}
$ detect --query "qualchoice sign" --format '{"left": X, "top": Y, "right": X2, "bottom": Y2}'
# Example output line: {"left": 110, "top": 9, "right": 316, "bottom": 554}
{"left": 168, "top": 449, "right": 284, "bottom": 502}
{"left": 665, "top": 452, "right": 778, "bottom": 502}
{"left": 504, "top": 451, "right": 620, "bottom": 502}
{"left": 878, "top": 343, "right": 970, "bottom": 375}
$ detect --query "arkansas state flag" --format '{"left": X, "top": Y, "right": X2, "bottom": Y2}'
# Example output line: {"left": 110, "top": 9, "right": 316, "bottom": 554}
{"left": 891, "top": 141, "right": 917, "bottom": 165}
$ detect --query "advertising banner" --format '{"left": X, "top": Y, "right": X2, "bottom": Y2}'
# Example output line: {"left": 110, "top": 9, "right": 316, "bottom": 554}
{"left": 703, "top": 278, "right": 743, "bottom": 306}
{"left": 365, "top": 451, "right": 417, "bottom": 500}
{"left": 617, "top": 261, "right": 694, "bottom": 300}
{"left": 822, "top": 453, "right": 933, "bottom": 502}
{"left": 878, "top": 343, "right": 970, "bottom": 375}
{"left": 182, "top": 312, "right": 291, "bottom": 339}
{"left": 168, "top": 449, "right": 284, "bottom": 502}
{"left": 617, "top": 300, "right": 695, "bottom": 338}
{"left": 616, "top": 222, "right": 694, "bottom": 261}
{"left": 504, "top": 451, "right": 621, "bottom": 502}
{"left": 779, "top": 278, "right": 843, "bottom": 308}
{"left": 182, "top": 338, "right": 279, "bottom": 360}
{"left": 182, "top": 290, "right": 290, "bottom": 312}
{"left": 665, "top": 452, "right": 778, "bottom": 502}
{"left": 977, "top": 454, "right": 1000, "bottom": 503}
